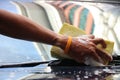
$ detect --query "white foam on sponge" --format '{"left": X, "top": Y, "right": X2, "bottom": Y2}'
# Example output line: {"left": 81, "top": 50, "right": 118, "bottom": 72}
{"left": 84, "top": 57, "right": 104, "bottom": 66}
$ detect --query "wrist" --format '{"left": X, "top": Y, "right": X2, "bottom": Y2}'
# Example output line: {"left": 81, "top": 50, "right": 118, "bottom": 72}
{"left": 54, "top": 34, "right": 68, "bottom": 49}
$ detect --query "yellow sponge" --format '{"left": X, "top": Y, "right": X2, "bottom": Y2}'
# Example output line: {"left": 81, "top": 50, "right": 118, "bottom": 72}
{"left": 51, "top": 23, "right": 114, "bottom": 64}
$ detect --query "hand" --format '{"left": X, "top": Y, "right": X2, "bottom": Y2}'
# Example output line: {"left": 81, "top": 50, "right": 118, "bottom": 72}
{"left": 67, "top": 35, "right": 112, "bottom": 64}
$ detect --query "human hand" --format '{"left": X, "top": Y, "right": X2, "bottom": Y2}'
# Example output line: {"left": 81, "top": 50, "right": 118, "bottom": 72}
{"left": 66, "top": 35, "right": 112, "bottom": 64}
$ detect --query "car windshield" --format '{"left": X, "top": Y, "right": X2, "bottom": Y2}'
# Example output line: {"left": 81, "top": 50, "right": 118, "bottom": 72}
{"left": 0, "top": 0, "right": 120, "bottom": 66}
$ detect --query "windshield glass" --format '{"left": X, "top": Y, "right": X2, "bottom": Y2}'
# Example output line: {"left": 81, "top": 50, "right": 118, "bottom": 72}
{"left": 0, "top": 0, "right": 120, "bottom": 65}
{"left": 0, "top": 0, "right": 55, "bottom": 65}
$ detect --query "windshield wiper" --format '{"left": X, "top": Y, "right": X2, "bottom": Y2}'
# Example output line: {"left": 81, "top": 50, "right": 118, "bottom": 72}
{"left": 0, "top": 60, "right": 53, "bottom": 68}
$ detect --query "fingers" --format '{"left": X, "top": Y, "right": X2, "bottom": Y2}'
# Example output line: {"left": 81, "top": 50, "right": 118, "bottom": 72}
{"left": 88, "top": 47, "right": 104, "bottom": 63}
{"left": 69, "top": 36, "right": 112, "bottom": 65}
{"left": 90, "top": 38, "right": 106, "bottom": 48}
{"left": 96, "top": 47, "right": 113, "bottom": 62}
{"left": 81, "top": 34, "right": 95, "bottom": 39}
{"left": 87, "top": 34, "right": 95, "bottom": 39}
{"left": 79, "top": 35, "right": 106, "bottom": 48}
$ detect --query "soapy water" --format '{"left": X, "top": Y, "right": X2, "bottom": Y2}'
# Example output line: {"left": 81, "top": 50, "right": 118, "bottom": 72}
{"left": 84, "top": 57, "right": 104, "bottom": 66}
{"left": 30, "top": 68, "right": 117, "bottom": 80}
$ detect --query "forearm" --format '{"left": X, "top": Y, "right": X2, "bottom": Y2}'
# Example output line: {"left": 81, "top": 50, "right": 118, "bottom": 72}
{"left": 0, "top": 9, "right": 67, "bottom": 48}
